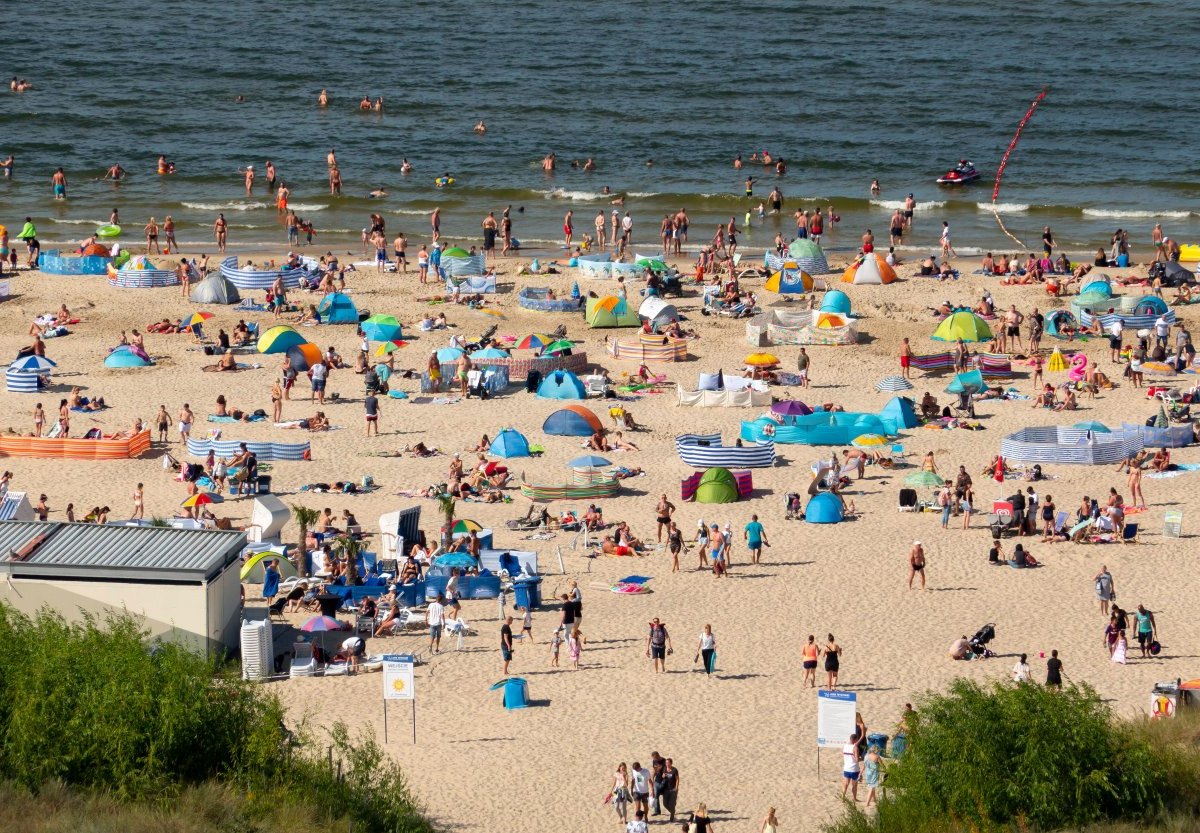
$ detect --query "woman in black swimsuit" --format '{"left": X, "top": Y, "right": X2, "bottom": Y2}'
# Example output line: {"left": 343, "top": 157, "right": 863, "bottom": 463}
{"left": 824, "top": 633, "right": 841, "bottom": 689}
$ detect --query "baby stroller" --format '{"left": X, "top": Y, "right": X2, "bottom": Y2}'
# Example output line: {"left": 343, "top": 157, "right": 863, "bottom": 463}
{"left": 968, "top": 623, "right": 996, "bottom": 659}
{"left": 784, "top": 492, "right": 803, "bottom": 520}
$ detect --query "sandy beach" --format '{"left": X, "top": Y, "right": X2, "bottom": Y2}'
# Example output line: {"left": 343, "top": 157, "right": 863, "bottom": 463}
{"left": 1, "top": 234, "right": 1198, "bottom": 833}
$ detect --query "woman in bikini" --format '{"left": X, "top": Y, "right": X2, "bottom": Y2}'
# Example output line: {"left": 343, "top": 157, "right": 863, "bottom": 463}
{"left": 824, "top": 634, "right": 842, "bottom": 689}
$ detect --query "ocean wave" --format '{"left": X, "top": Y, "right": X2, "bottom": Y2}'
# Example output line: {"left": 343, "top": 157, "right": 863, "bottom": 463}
{"left": 1082, "top": 208, "right": 1192, "bottom": 219}
{"left": 49, "top": 218, "right": 105, "bottom": 225}
{"left": 977, "top": 202, "right": 1030, "bottom": 213}
{"left": 870, "top": 199, "right": 946, "bottom": 210}
{"left": 625, "top": 191, "right": 660, "bottom": 198}
{"left": 286, "top": 203, "right": 327, "bottom": 212}
{"left": 390, "top": 209, "right": 432, "bottom": 215}
{"left": 182, "top": 201, "right": 270, "bottom": 211}
{"left": 537, "top": 188, "right": 605, "bottom": 201}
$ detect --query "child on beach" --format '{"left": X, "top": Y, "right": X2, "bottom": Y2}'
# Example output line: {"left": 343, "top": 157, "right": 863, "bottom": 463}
{"left": 568, "top": 626, "right": 584, "bottom": 669}
{"left": 550, "top": 628, "right": 563, "bottom": 667}
{"left": 131, "top": 483, "right": 144, "bottom": 520}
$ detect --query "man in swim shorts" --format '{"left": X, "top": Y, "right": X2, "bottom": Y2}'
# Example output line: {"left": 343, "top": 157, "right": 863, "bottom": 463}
{"left": 768, "top": 185, "right": 783, "bottom": 214}
{"left": 51, "top": 167, "right": 67, "bottom": 199}
{"left": 177, "top": 403, "right": 193, "bottom": 444}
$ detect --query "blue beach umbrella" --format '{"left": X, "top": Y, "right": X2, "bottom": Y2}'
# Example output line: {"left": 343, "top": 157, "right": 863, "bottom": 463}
{"left": 569, "top": 454, "right": 612, "bottom": 469}
{"left": 9, "top": 355, "right": 57, "bottom": 373}
{"left": 436, "top": 346, "right": 465, "bottom": 362}
{"left": 434, "top": 552, "right": 478, "bottom": 569}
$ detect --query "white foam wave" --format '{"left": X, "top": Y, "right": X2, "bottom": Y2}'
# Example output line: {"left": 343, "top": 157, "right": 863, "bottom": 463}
{"left": 625, "top": 191, "right": 660, "bottom": 198}
{"left": 871, "top": 199, "right": 945, "bottom": 210}
{"left": 49, "top": 218, "right": 106, "bottom": 226}
{"left": 286, "top": 203, "right": 327, "bottom": 212}
{"left": 1082, "top": 208, "right": 1192, "bottom": 219}
{"left": 537, "top": 188, "right": 604, "bottom": 201}
{"left": 978, "top": 202, "right": 1030, "bottom": 213}
{"left": 182, "top": 201, "right": 269, "bottom": 211}
{"left": 390, "top": 209, "right": 431, "bottom": 216}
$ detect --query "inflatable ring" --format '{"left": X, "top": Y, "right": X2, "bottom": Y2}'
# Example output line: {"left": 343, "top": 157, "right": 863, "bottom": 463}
{"left": 762, "top": 423, "right": 776, "bottom": 437}
{"left": 435, "top": 177, "right": 455, "bottom": 188}
{"left": 96, "top": 224, "right": 121, "bottom": 238}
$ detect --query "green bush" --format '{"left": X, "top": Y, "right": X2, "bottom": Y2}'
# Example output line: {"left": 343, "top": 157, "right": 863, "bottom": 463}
{"left": 827, "top": 679, "right": 1195, "bottom": 833}
{"left": 0, "top": 604, "right": 432, "bottom": 833}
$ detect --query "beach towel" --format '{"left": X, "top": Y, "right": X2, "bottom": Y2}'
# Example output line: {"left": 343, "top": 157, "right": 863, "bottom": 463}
{"left": 1147, "top": 462, "right": 1200, "bottom": 479}
{"left": 207, "top": 413, "right": 266, "bottom": 423}
{"left": 202, "top": 363, "right": 253, "bottom": 372}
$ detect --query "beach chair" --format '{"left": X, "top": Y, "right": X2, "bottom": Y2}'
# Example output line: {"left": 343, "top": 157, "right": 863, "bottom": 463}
{"left": 445, "top": 616, "right": 474, "bottom": 651}
{"left": 890, "top": 443, "right": 906, "bottom": 465}
{"left": 898, "top": 488, "right": 918, "bottom": 512}
{"left": 585, "top": 374, "right": 608, "bottom": 397}
{"left": 953, "top": 391, "right": 976, "bottom": 419}
{"left": 1051, "top": 511, "right": 1069, "bottom": 537}
{"left": 289, "top": 641, "right": 319, "bottom": 677}
{"left": 1121, "top": 522, "right": 1139, "bottom": 544}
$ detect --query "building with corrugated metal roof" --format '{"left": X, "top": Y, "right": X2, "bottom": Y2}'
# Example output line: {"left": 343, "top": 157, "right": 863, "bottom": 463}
{"left": 0, "top": 522, "right": 246, "bottom": 654}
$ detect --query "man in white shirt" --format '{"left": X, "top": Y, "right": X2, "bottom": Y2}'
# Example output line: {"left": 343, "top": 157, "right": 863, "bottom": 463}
{"left": 625, "top": 810, "right": 648, "bottom": 833}
{"left": 427, "top": 594, "right": 445, "bottom": 653}
{"left": 1108, "top": 318, "right": 1123, "bottom": 363}
{"left": 1154, "top": 314, "right": 1171, "bottom": 351}
{"left": 621, "top": 212, "right": 633, "bottom": 243}
{"left": 309, "top": 360, "right": 327, "bottom": 405}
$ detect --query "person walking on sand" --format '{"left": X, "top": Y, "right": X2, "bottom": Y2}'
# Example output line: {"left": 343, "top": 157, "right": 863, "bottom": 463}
{"left": 899, "top": 337, "right": 913, "bottom": 379}
{"left": 500, "top": 616, "right": 514, "bottom": 674}
{"left": 842, "top": 731, "right": 862, "bottom": 801}
{"left": 646, "top": 617, "right": 672, "bottom": 673}
{"left": 155, "top": 405, "right": 170, "bottom": 442}
{"left": 1095, "top": 565, "right": 1115, "bottom": 616}
{"left": 629, "top": 762, "right": 651, "bottom": 818}
{"left": 760, "top": 807, "right": 780, "bottom": 833}
{"left": 563, "top": 209, "right": 573, "bottom": 248}
{"left": 427, "top": 593, "right": 445, "bottom": 654}
{"left": 667, "top": 521, "right": 682, "bottom": 572}
{"left": 609, "top": 763, "right": 631, "bottom": 828}
{"left": 908, "top": 540, "right": 926, "bottom": 588}
{"left": 863, "top": 743, "right": 882, "bottom": 807}
{"left": 744, "top": 514, "right": 769, "bottom": 564}
{"left": 131, "top": 482, "right": 144, "bottom": 520}
{"left": 655, "top": 494, "right": 676, "bottom": 542}
{"left": 1134, "top": 604, "right": 1157, "bottom": 658}
{"left": 177, "top": 403, "right": 193, "bottom": 445}
{"left": 1045, "top": 649, "right": 1063, "bottom": 688}
{"left": 568, "top": 625, "right": 584, "bottom": 669}
{"left": 262, "top": 558, "right": 280, "bottom": 607}
{"left": 695, "top": 624, "right": 716, "bottom": 675}
{"left": 364, "top": 391, "right": 379, "bottom": 436}
{"left": 802, "top": 634, "right": 821, "bottom": 687}
{"left": 824, "top": 634, "right": 842, "bottom": 689}
{"left": 694, "top": 520, "right": 709, "bottom": 569}
{"left": 1128, "top": 462, "right": 1146, "bottom": 509}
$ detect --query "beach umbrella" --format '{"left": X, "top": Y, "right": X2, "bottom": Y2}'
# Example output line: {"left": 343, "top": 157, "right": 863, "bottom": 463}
{"left": 771, "top": 400, "right": 813, "bottom": 416}
{"left": 450, "top": 519, "right": 482, "bottom": 534}
{"left": 374, "top": 340, "right": 408, "bottom": 357}
{"left": 183, "top": 311, "right": 214, "bottom": 329}
{"left": 9, "top": 355, "right": 57, "bottom": 373}
{"left": 905, "top": 470, "right": 945, "bottom": 487}
{"left": 1141, "top": 361, "right": 1177, "bottom": 374}
{"left": 1155, "top": 407, "right": 1168, "bottom": 428}
{"left": 181, "top": 492, "right": 224, "bottom": 507}
{"left": 360, "top": 314, "right": 403, "bottom": 342}
{"left": 300, "top": 615, "right": 345, "bottom": 633}
{"left": 1072, "top": 421, "right": 1111, "bottom": 433}
{"left": 1075, "top": 290, "right": 1111, "bottom": 308}
{"left": 852, "top": 434, "right": 888, "bottom": 448}
{"left": 636, "top": 256, "right": 667, "bottom": 270}
{"left": 475, "top": 307, "right": 507, "bottom": 320}
{"left": 569, "top": 454, "right": 612, "bottom": 469}
{"left": 542, "top": 340, "right": 575, "bottom": 355}
{"left": 518, "top": 333, "right": 555, "bottom": 350}
{"left": 436, "top": 346, "right": 465, "bottom": 362}
{"left": 433, "top": 552, "right": 478, "bottom": 569}
{"left": 931, "top": 311, "right": 993, "bottom": 343}
{"left": 257, "top": 324, "right": 306, "bottom": 354}
{"left": 993, "top": 456, "right": 1005, "bottom": 484}
{"left": 875, "top": 375, "right": 914, "bottom": 392}
{"left": 745, "top": 352, "right": 780, "bottom": 367}
{"left": 470, "top": 347, "right": 509, "bottom": 359}
{"left": 284, "top": 342, "right": 322, "bottom": 372}
{"left": 442, "top": 247, "right": 470, "bottom": 258}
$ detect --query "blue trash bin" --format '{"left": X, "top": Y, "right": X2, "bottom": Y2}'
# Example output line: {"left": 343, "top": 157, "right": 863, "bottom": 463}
{"left": 512, "top": 576, "right": 543, "bottom": 609}
{"left": 890, "top": 733, "right": 907, "bottom": 758}
{"left": 489, "top": 677, "right": 529, "bottom": 709}
{"left": 867, "top": 733, "right": 889, "bottom": 755}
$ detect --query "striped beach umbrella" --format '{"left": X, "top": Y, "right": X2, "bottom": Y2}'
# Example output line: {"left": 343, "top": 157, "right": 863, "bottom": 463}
{"left": 905, "top": 470, "right": 945, "bottom": 487}
{"left": 852, "top": 434, "right": 889, "bottom": 448}
{"left": 875, "top": 375, "right": 914, "bottom": 392}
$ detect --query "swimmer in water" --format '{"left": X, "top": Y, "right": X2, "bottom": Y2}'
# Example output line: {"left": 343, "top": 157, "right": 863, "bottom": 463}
{"left": 733, "top": 154, "right": 743, "bottom": 170}
{"left": 359, "top": 95, "right": 371, "bottom": 111}
{"left": 318, "top": 88, "right": 328, "bottom": 106}
{"left": 369, "top": 186, "right": 388, "bottom": 198}
{"left": 51, "top": 167, "right": 68, "bottom": 200}
{"left": 583, "top": 157, "right": 596, "bottom": 171}
{"left": 234, "top": 95, "right": 245, "bottom": 103}
{"left": 870, "top": 179, "right": 881, "bottom": 195}
{"left": 601, "top": 185, "right": 612, "bottom": 195}
{"left": 400, "top": 158, "right": 413, "bottom": 173}
{"left": 542, "top": 152, "right": 556, "bottom": 172}
{"left": 105, "top": 163, "right": 126, "bottom": 181}
{"left": 373, "top": 96, "right": 383, "bottom": 112}
{"left": 645, "top": 159, "right": 654, "bottom": 166}
{"left": 474, "top": 120, "right": 486, "bottom": 134}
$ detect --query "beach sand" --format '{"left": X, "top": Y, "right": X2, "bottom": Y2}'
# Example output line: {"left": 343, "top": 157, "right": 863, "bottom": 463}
{"left": 2, "top": 235, "right": 1197, "bottom": 833}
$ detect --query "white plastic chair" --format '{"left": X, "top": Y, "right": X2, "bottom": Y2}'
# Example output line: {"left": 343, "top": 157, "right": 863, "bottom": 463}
{"left": 289, "top": 642, "right": 318, "bottom": 678}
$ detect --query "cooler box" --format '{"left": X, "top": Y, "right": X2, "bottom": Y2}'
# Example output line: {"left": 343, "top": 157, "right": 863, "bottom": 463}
{"left": 489, "top": 676, "right": 529, "bottom": 709}
{"left": 512, "top": 576, "right": 544, "bottom": 609}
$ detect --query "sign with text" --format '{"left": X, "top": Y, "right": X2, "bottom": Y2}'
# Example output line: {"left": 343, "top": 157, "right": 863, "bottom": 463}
{"left": 817, "top": 689, "right": 857, "bottom": 748}
{"left": 382, "top": 654, "right": 414, "bottom": 701}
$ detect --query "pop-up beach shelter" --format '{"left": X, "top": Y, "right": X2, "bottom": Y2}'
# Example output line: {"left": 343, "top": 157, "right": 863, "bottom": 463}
{"left": 490, "top": 428, "right": 531, "bottom": 458}
{"left": 543, "top": 405, "right": 603, "bottom": 436}
{"left": 317, "top": 292, "right": 359, "bottom": 324}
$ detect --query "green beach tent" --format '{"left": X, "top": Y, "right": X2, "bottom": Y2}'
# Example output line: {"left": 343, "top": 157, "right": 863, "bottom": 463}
{"left": 695, "top": 467, "right": 739, "bottom": 504}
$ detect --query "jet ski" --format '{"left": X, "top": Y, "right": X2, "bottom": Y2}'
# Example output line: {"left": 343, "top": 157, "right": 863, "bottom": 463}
{"left": 937, "top": 160, "right": 981, "bottom": 185}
